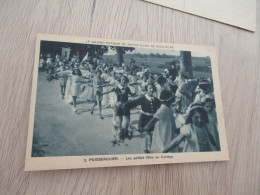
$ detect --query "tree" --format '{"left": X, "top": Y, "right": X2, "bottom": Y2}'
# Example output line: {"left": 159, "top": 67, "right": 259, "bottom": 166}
{"left": 40, "top": 41, "right": 108, "bottom": 61}
{"left": 180, "top": 51, "right": 194, "bottom": 78}
{"left": 111, "top": 46, "right": 135, "bottom": 66}
{"left": 71, "top": 44, "right": 108, "bottom": 61}
{"left": 150, "top": 53, "right": 155, "bottom": 57}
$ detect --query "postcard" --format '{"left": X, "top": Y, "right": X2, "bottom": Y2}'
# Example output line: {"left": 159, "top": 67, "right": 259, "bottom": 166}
{"left": 143, "top": 0, "right": 256, "bottom": 32}
{"left": 25, "top": 34, "right": 229, "bottom": 171}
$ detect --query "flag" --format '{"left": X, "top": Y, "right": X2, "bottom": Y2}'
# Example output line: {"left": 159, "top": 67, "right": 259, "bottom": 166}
{"left": 82, "top": 52, "right": 89, "bottom": 62}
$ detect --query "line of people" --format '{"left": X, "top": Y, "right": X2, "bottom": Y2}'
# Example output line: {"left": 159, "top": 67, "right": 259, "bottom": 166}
{"left": 40, "top": 54, "right": 220, "bottom": 154}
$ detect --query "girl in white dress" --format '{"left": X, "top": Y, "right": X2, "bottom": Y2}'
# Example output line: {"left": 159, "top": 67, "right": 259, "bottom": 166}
{"left": 193, "top": 79, "right": 212, "bottom": 103}
{"left": 101, "top": 69, "right": 111, "bottom": 108}
{"left": 143, "top": 90, "right": 177, "bottom": 153}
{"left": 106, "top": 71, "right": 118, "bottom": 107}
{"left": 62, "top": 66, "right": 74, "bottom": 104}
{"left": 85, "top": 64, "right": 95, "bottom": 102}
{"left": 163, "top": 103, "right": 215, "bottom": 153}
{"left": 70, "top": 69, "right": 85, "bottom": 113}
{"left": 155, "top": 75, "right": 167, "bottom": 99}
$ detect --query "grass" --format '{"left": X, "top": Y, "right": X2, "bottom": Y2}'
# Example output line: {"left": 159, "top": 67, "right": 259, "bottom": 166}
{"left": 102, "top": 54, "right": 212, "bottom": 79}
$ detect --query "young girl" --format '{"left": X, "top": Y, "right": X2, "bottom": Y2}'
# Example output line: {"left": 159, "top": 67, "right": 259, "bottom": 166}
{"left": 85, "top": 63, "right": 95, "bottom": 102}
{"left": 128, "top": 70, "right": 138, "bottom": 95}
{"left": 175, "top": 78, "right": 198, "bottom": 114}
{"left": 57, "top": 62, "right": 68, "bottom": 99}
{"left": 193, "top": 79, "right": 212, "bottom": 103}
{"left": 106, "top": 71, "right": 119, "bottom": 108}
{"left": 155, "top": 75, "right": 167, "bottom": 99}
{"left": 125, "top": 82, "right": 161, "bottom": 153}
{"left": 202, "top": 97, "right": 220, "bottom": 151}
{"left": 70, "top": 69, "right": 85, "bottom": 113}
{"left": 101, "top": 68, "right": 111, "bottom": 108}
{"left": 90, "top": 69, "right": 109, "bottom": 119}
{"left": 103, "top": 75, "right": 135, "bottom": 140}
{"left": 143, "top": 90, "right": 177, "bottom": 153}
{"left": 163, "top": 103, "right": 215, "bottom": 153}
{"left": 138, "top": 72, "right": 149, "bottom": 96}
{"left": 60, "top": 65, "right": 74, "bottom": 104}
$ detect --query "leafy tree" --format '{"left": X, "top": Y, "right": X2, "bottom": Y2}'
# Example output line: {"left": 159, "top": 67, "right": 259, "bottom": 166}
{"left": 150, "top": 53, "right": 155, "bottom": 57}
{"left": 40, "top": 41, "right": 108, "bottom": 61}
{"left": 110, "top": 46, "right": 135, "bottom": 66}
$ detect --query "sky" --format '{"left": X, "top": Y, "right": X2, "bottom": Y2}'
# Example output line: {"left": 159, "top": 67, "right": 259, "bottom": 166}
{"left": 104, "top": 47, "right": 207, "bottom": 57}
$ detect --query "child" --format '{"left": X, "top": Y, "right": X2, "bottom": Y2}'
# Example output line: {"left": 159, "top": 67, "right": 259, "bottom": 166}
{"left": 70, "top": 69, "right": 85, "bottom": 113}
{"left": 128, "top": 70, "right": 138, "bottom": 95}
{"left": 202, "top": 97, "right": 220, "bottom": 151}
{"left": 85, "top": 63, "right": 95, "bottom": 102}
{"left": 175, "top": 78, "right": 197, "bottom": 114}
{"left": 171, "top": 103, "right": 185, "bottom": 130}
{"left": 163, "top": 103, "right": 215, "bottom": 153}
{"left": 155, "top": 75, "right": 167, "bottom": 99}
{"left": 103, "top": 75, "right": 135, "bottom": 140}
{"left": 59, "top": 65, "right": 74, "bottom": 104}
{"left": 193, "top": 79, "right": 212, "bottom": 103}
{"left": 90, "top": 69, "right": 109, "bottom": 119}
{"left": 125, "top": 82, "right": 161, "bottom": 153}
{"left": 143, "top": 90, "right": 177, "bottom": 153}
{"left": 46, "top": 56, "right": 53, "bottom": 74}
{"left": 101, "top": 68, "right": 111, "bottom": 108}
{"left": 138, "top": 72, "right": 149, "bottom": 96}
{"left": 106, "top": 71, "right": 119, "bottom": 107}
{"left": 57, "top": 62, "right": 68, "bottom": 99}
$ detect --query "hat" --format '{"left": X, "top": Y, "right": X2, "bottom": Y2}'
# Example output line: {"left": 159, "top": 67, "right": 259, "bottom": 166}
{"left": 160, "top": 90, "right": 175, "bottom": 103}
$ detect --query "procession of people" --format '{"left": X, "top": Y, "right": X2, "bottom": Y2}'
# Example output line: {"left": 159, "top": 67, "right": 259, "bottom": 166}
{"left": 38, "top": 52, "right": 220, "bottom": 154}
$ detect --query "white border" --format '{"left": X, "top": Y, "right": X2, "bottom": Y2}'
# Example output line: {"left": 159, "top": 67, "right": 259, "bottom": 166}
{"left": 25, "top": 34, "right": 229, "bottom": 171}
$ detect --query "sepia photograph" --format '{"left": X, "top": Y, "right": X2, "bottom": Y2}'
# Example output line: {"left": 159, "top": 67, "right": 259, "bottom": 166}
{"left": 25, "top": 34, "right": 229, "bottom": 171}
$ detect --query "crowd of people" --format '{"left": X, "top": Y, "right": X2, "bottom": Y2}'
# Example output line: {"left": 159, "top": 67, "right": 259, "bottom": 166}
{"left": 39, "top": 53, "right": 220, "bottom": 154}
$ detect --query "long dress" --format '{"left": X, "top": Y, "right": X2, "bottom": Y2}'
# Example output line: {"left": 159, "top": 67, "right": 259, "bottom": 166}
{"left": 70, "top": 75, "right": 84, "bottom": 97}
{"left": 79, "top": 70, "right": 91, "bottom": 99}
{"left": 101, "top": 73, "right": 110, "bottom": 106}
{"left": 151, "top": 105, "right": 177, "bottom": 153}
{"left": 64, "top": 72, "right": 73, "bottom": 104}
{"left": 106, "top": 77, "right": 118, "bottom": 107}
{"left": 85, "top": 71, "right": 95, "bottom": 101}
{"left": 180, "top": 124, "right": 213, "bottom": 152}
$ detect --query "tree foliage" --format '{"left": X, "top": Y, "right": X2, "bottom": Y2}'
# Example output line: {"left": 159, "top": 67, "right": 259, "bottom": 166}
{"left": 110, "top": 46, "right": 135, "bottom": 66}
{"left": 40, "top": 41, "right": 108, "bottom": 60}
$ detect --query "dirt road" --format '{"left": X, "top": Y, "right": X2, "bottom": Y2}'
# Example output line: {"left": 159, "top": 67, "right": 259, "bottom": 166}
{"left": 32, "top": 72, "right": 145, "bottom": 157}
